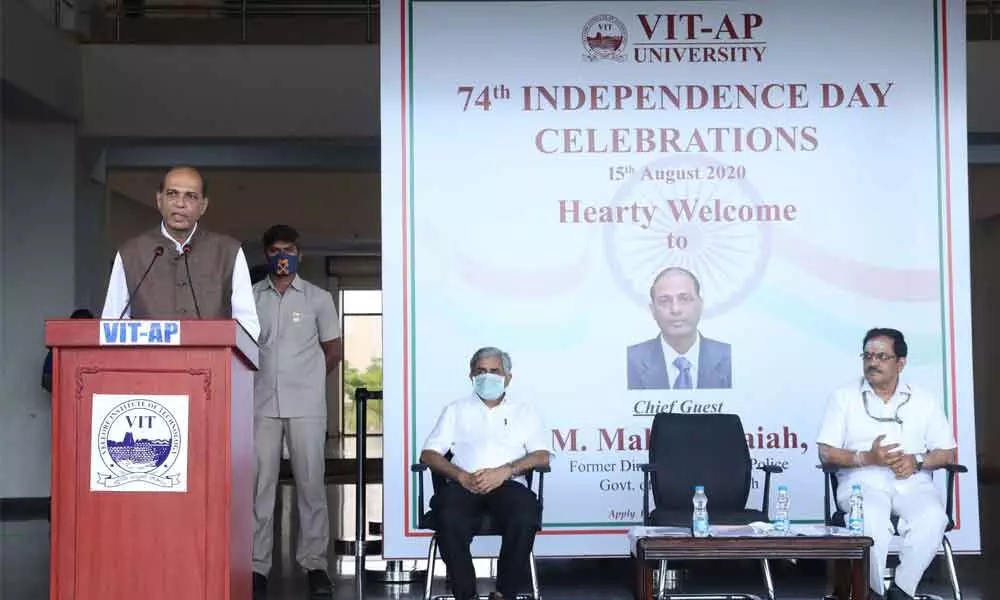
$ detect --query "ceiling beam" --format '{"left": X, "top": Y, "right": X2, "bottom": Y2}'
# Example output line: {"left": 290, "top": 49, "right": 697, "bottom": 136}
{"left": 89, "top": 137, "right": 380, "bottom": 182}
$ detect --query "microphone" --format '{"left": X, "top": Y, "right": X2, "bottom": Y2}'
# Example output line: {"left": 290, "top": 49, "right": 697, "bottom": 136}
{"left": 119, "top": 246, "right": 165, "bottom": 319}
{"left": 182, "top": 244, "right": 203, "bottom": 319}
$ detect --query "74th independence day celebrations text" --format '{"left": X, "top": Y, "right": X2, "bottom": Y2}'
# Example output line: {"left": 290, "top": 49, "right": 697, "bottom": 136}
{"left": 455, "top": 80, "right": 894, "bottom": 154}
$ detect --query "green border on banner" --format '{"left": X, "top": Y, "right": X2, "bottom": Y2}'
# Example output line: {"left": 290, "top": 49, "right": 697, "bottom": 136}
{"left": 403, "top": 0, "right": 957, "bottom": 533}
{"left": 407, "top": 0, "right": 419, "bottom": 519}
{"left": 931, "top": 0, "right": 950, "bottom": 418}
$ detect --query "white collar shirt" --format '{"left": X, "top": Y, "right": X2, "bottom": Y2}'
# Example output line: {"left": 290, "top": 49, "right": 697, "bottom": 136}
{"left": 660, "top": 334, "right": 701, "bottom": 388}
{"left": 422, "top": 392, "right": 552, "bottom": 487}
{"left": 817, "top": 377, "right": 957, "bottom": 494}
{"left": 160, "top": 220, "right": 196, "bottom": 254}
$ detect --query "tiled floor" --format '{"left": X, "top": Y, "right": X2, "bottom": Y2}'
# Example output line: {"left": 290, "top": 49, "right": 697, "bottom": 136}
{"left": 2, "top": 511, "right": 992, "bottom": 599}
{"left": 3, "top": 440, "right": 995, "bottom": 600}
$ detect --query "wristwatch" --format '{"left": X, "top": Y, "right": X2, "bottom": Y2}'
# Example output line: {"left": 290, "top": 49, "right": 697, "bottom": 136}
{"left": 914, "top": 453, "right": 925, "bottom": 471}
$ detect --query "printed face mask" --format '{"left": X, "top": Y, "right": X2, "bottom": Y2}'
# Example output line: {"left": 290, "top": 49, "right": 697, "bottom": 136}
{"left": 268, "top": 252, "right": 298, "bottom": 276}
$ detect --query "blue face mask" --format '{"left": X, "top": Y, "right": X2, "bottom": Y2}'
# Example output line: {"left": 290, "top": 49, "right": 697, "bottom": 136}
{"left": 268, "top": 252, "right": 298, "bottom": 276}
{"left": 473, "top": 373, "right": 506, "bottom": 401}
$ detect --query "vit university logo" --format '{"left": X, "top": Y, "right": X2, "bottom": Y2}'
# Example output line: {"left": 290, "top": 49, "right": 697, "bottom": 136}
{"left": 94, "top": 397, "right": 184, "bottom": 489}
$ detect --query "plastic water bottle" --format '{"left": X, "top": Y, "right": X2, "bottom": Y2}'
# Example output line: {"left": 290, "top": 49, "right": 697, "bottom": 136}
{"left": 848, "top": 483, "right": 864, "bottom": 535}
{"left": 692, "top": 485, "right": 709, "bottom": 537}
{"left": 773, "top": 485, "right": 790, "bottom": 535}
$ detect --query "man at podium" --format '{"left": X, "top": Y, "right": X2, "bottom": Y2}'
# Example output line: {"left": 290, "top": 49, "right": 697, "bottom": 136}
{"left": 100, "top": 166, "right": 260, "bottom": 340}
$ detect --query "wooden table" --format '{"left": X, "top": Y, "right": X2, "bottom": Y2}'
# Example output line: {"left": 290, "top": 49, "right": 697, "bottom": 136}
{"left": 632, "top": 534, "right": 872, "bottom": 600}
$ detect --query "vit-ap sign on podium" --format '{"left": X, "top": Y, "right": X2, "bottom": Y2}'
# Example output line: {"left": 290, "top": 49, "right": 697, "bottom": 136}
{"left": 379, "top": 0, "right": 980, "bottom": 558}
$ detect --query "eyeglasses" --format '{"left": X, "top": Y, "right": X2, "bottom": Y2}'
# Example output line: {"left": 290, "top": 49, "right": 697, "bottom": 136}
{"left": 859, "top": 352, "right": 897, "bottom": 362}
{"left": 862, "top": 390, "right": 910, "bottom": 424}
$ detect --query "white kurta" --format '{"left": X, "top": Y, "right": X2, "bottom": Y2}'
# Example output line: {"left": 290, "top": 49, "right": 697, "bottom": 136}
{"left": 817, "top": 377, "right": 956, "bottom": 596}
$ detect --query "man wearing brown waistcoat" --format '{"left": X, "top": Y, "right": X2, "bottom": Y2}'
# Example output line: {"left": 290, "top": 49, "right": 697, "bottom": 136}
{"left": 101, "top": 166, "right": 260, "bottom": 340}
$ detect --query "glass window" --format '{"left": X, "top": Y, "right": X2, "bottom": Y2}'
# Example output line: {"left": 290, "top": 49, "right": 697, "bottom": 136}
{"left": 341, "top": 290, "right": 383, "bottom": 435}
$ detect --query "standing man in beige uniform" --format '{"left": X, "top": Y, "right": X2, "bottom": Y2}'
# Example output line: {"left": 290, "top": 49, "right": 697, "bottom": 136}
{"left": 251, "top": 225, "right": 343, "bottom": 600}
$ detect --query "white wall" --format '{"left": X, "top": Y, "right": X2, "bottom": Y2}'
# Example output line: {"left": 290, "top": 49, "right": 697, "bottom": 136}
{"left": 81, "top": 45, "right": 379, "bottom": 138}
{"left": 78, "top": 42, "right": 1000, "bottom": 138}
{"left": 74, "top": 175, "right": 110, "bottom": 313}
{"left": 0, "top": 120, "right": 77, "bottom": 497}
{"left": 1, "top": 0, "right": 82, "bottom": 120}
{"left": 969, "top": 42, "right": 1000, "bottom": 133}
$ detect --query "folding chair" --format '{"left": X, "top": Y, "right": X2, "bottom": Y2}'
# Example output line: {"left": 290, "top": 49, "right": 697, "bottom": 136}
{"left": 820, "top": 463, "right": 967, "bottom": 600}
{"left": 411, "top": 457, "right": 549, "bottom": 600}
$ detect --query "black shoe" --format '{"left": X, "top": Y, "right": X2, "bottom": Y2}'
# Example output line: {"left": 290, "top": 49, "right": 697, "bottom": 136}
{"left": 306, "top": 569, "right": 333, "bottom": 599}
{"left": 886, "top": 583, "right": 913, "bottom": 600}
{"left": 252, "top": 572, "right": 268, "bottom": 600}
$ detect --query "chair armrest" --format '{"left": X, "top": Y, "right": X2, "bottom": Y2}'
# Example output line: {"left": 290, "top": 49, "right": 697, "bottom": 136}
{"left": 940, "top": 463, "right": 967, "bottom": 527}
{"left": 816, "top": 463, "right": 838, "bottom": 526}
{"left": 639, "top": 464, "right": 655, "bottom": 524}
{"left": 527, "top": 465, "right": 549, "bottom": 523}
{"left": 757, "top": 464, "right": 782, "bottom": 515}
{"left": 411, "top": 463, "right": 428, "bottom": 522}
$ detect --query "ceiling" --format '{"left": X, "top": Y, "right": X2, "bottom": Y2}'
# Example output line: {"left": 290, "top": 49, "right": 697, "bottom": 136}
{"left": 107, "top": 170, "right": 381, "bottom": 253}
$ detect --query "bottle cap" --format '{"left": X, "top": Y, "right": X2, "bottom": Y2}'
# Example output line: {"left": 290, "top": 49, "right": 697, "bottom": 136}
{"left": 694, "top": 485, "right": 704, "bottom": 492}
{"left": 852, "top": 483, "right": 862, "bottom": 491}
{"left": 777, "top": 485, "right": 788, "bottom": 492}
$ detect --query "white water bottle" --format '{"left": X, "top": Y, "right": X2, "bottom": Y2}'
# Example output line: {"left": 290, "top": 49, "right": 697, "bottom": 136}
{"left": 773, "top": 485, "right": 790, "bottom": 534}
{"left": 692, "top": 485, "right": 709, "bottom": 537}
{"left": 848, "top": 483, "right": 864, "bottom": 535}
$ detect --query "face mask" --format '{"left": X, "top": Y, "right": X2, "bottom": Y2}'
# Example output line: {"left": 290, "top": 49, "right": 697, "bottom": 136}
{"left": 268, "top": 252, "right": 298, "bottom": 276}
{"left": 473, "top": 373, "right": 506, "bottom": 401}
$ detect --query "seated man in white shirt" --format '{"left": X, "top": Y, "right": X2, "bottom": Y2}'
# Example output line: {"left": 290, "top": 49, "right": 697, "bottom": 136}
{"left": 420, "top": 347, "right": 552, "bottom": 600}
{"left": 816, "top": 328, "right": 957, "bottom": 600}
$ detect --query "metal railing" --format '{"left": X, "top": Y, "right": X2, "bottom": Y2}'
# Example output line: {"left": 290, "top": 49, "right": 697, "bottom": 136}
{"left": 87, "top": 0, "right": 379, "bottom": 43}
{"left": 53, "top": 0, "right": 75, "bottom": 29}
{"left": 40, "top": 0, "right": 1000, "bottom": 44}
{"left": 969, "top": 0, "right": 1000, "bottom": 41}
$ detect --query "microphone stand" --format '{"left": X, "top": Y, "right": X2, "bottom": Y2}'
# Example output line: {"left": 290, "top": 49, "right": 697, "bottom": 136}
{"left": 119, "top": 246, "right": 165, "bottom": 319}
{"left": 181, "top": 244, "right": 202, "bottom": 319}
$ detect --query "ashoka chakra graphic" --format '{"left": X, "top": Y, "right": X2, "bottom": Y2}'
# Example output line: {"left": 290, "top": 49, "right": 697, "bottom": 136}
{"left": 603, "top": 155, "right": 773, "bottom": 317}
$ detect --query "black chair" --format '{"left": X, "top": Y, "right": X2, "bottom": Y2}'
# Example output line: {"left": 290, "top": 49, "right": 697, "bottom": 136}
{"left": 641, "top": 413, "right": 783, "bottom": 600}
{"left": 819, "top": 463, "right": 967, "bottom": 600}
{"left": 411, "top": 457, "right": 549, "bottom": 600}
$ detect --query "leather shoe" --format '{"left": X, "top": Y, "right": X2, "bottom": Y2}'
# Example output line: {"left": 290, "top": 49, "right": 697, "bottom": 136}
{"left": 886, "top": 583, "right": 913, "bottom": 600}
{"left": 487, "top": 593, "right": 505, "bottom": 600}
{"left": 252, "top": 572, "right": 268, "bottom": 600}
{"left": 307, "top": 569, "right": 333, "bottom": 599}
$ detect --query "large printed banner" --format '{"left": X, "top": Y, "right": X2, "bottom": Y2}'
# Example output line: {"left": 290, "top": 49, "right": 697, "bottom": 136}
{"left": 380, "top": 0, "right": 980, "bottom": 557}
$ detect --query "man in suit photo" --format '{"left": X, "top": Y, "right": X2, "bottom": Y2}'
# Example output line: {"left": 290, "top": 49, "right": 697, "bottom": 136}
{"left": 626, "top": 266, "right": 732, "bottom": 390}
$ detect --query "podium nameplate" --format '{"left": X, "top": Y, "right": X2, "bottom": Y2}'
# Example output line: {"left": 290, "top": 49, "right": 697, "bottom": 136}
{"left": 100, "top": 320, "right": 181, "bottom": 346}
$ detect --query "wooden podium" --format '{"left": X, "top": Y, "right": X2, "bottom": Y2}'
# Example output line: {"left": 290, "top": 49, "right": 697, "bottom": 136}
{"left": 45, "top": 319, "right": 259, "bottom": 600}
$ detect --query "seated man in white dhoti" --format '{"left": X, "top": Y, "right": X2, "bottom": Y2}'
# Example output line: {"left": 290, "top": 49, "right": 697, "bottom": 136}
{"left": 817, "top": 328, "right": 957, "bottom": 600}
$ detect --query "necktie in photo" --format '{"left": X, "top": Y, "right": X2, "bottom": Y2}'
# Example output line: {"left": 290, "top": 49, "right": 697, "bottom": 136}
{"left": 673, "top": 356, "right": 693, "bottom": 389}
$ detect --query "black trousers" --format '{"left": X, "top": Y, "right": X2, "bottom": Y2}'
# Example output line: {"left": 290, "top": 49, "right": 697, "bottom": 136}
{"left": 430, "top": 480, "right": 539, "bottom": 599}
